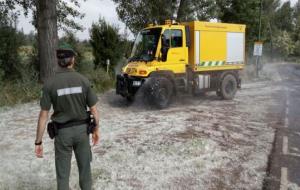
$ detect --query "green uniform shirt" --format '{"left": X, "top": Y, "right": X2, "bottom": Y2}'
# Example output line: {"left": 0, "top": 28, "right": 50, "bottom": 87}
{"left": 40, "top": 68, "right": 98, "bottom": 123}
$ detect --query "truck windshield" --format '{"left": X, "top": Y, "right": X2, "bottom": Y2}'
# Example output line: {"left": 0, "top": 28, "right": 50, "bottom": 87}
{"left": 129, "top": 28, "right": 162, "bottom": 62}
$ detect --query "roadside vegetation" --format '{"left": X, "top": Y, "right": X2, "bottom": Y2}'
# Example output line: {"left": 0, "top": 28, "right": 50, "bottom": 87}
{"left": 0, "top": 15, "right": 129, "bottom": 107}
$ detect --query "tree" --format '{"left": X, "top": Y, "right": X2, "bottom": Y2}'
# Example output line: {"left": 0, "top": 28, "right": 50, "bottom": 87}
{"left": 119, "top": 29, "right": 134, "bottom": 59}
{"left": 216, "top": 0, "right": 261, "bottom": 44}
{"left": 90, "top": 17, "right": 123, "bottom": 72}
{"left": 274, "top": 1, "right": 294, "bottom": 33}
{"left": 0, "top": 22, "right": 24, "bottom": 81}
{"left": 293, "top": 0, "right": 300, "bottom": 40}
{"left": 293, "top": 1, "right": 300, "bottom": 56}
{"left": 176, "top": 0, "right": 217, "bottom": 22}
{"left": 36, "top": 0, "right": 58, "bottom": 82}
{"left": 1, "top": 0, "right": 85, "bottom": 31}
{"left": 1, "top": 0, "right": 87, "bottom": 82}
{"left": 273, "top": 30, "right": 295, "bottom": 58}
{"left": 112, "top": 0, "right": 217, "bottom": 35}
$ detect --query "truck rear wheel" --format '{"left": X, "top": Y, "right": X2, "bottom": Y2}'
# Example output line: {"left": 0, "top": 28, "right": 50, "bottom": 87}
{"left": 146, "top": 77, "right": 173, "bottom": 109}
{"left": 220, "top": 74, "right": 237, "bottom": 100}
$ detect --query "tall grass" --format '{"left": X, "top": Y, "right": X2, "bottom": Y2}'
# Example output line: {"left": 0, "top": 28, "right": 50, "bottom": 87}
{"left": 0, "top": 80, "right": 41, "bottom": 107}
{"left": 0, "top": 56, "right": 115, "bottom": 107}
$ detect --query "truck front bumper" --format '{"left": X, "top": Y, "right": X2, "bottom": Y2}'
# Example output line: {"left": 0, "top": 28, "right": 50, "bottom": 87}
{"left": 116, "top": 74, "right": 145, "bottom": 97}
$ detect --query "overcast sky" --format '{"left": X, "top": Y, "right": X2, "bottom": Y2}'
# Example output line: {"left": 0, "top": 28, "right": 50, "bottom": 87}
{"left": 18, "top": 0, "right": 129, "bottom": 40}
{"left": 18, "top": 0, "right": 298, "bottom": 40}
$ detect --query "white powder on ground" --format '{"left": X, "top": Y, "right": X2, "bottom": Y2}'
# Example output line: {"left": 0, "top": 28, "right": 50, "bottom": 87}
{"left": 0, "top": 63, "right": 285, "bottom": 190}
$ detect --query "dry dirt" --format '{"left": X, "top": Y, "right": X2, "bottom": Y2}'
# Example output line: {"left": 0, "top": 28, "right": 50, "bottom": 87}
{"left": 0, "top": 63, "right": 285, "bottom": 190}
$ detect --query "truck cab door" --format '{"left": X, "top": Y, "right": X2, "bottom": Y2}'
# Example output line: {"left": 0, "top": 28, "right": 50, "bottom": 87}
{"left": 160, "top": 28, "right": 187, "bottom": 73}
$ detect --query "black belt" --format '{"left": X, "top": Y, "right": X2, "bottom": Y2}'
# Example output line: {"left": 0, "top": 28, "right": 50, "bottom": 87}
{"left": 54, "top": 119, "right": 89, "bottom": 130}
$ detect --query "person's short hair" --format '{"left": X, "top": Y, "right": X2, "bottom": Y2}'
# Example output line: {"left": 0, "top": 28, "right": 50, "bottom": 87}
{"left": 56, "top": 43, "right": 77, "bottom": 67}
{"left": 58, "top": 57, "right": 73, "bottom": 68}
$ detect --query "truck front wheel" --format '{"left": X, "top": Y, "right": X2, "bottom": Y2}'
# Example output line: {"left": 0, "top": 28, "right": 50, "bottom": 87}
{"left": 126, "top": 95, "right": 134, "bottom": 102}
{"left": 146, "top": 77, "right": 173, "bottom": 109}
{"left": 219, "top": 74, "right": 237, "bottom": 100}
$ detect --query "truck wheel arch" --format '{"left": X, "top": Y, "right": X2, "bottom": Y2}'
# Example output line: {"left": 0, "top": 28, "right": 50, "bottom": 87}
{"left": 149, "top": 70, "right": 175, "bottom": 79}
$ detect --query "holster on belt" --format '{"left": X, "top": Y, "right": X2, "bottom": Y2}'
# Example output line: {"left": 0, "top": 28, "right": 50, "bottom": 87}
{"left": 87, "top": 111, "right": 97, "bottom": 135}
{"left": 47, "top": 111, "right": 96, "bottom": 139}
{"left": 47, "top": 122, "right": 58, "bottom": 139}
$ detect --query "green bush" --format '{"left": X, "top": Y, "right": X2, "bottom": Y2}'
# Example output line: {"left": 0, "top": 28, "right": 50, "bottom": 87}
{"left": 90, "top": 17, "right": 123, "bottom": 73}
{"left": 79, "top": 59, "right": 115, "bottom": 93}
{"left": 273, "top": 31, "right": 295, "bottom": 59}
{"left": 0, "top": 26, "right": 25, "bottom": 80}
{"left": 0, "top": 80, "right": 41, "bottom": 107}
{"left": 0, "top": 62, "right": 115, "bottom": 107}
{"left": 0, "top": 29, "right": 116, "bottom": 107}
{"left": 294, "top": 40, "right": 300, "bottom": 57}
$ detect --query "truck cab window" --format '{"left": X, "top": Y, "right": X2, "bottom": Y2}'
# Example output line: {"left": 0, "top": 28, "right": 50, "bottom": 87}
{"left": 130, "top": 28, "right": 162, "bottom": 62}
{"left": 171, "top": 30, "right": 182, "bottom": 47}
{"left": 162, "top": 29, "right": 171, "bottom": 48}
{"left": 162, "top": 29, "right": 183, "bottom": 48}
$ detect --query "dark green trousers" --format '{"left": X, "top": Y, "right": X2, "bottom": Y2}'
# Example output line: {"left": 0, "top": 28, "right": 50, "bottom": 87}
{"left": 54, "top": 124, "right": 92, "bottom": 190}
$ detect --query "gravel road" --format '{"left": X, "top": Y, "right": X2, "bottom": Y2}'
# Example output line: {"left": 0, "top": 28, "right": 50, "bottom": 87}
{"left": 0, "top": 63, "right": 285, "bottom": 190}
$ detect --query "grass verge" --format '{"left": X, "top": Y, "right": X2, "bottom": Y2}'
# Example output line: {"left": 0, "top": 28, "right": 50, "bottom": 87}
{"left": 0, "top": 68, "right": 114, "bottom": 107}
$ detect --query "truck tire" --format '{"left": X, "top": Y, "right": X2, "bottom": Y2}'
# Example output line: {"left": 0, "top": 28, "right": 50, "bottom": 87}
{"left": 146, "top": 77, "right": 173, "bottom": 109}
{"left": 126, "top": 96, "right": 134, "bottom": 102}
{"left": 220, "top": 74, "right": 237, "bottom": 100}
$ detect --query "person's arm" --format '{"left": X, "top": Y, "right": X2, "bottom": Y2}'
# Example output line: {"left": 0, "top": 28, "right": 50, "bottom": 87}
{"left": 35, "top": 110, "right": 49, "bottom": 158}
{"left": 90, "top": 105, "right": 100, "bottom": 146}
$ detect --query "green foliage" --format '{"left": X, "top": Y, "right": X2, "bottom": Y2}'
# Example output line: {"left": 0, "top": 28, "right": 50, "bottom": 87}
{"left": 0, "top": 6, "right": 41, "bottom": 106}
{"left": 0, "top": 1, "right": 119, "bottom": 107}
{"left": 273, "top": 31, "right": 295, "bottom": 58}
{"left": 1, "top": 0, "right": 86, "bottom": 31}
{"left": 0, "top": 42, "right": 115, "bottom": 107}
{"left": 0, "top": 80, "right": 41, "bottom": 107}
{"left": 216, "top": 0, "right": 261, "bottom": 43}
{"left": 0, "top": 26, "right": 24, "bottom": 79}
{"left": 82, "top": 65, "right": 115, "bottom": 93}
{"left": 56, "top": 0, "right": 86, "bottom": 32}
{"left": 274, "top": 1, "right": 294, "bottom": 32}
{"left": 294, "top": 39, "right": 300, "bottom": 57}
{"left": 177, "top": 0, "right": 218, "bottom": 22}
{"left": 113, "top": 0, "right": 217, "bottom": 35}
{"left": 293, "top": 2, "right": 300, "bottom": 42}
{"left": 0, "top": 40, "right": 40, "bottom": 107}
{"left": 90, "top": 17, "right": 123, "bottom": 72}
{"left": 113, "top": 0, "right": 170, "bottom": 35}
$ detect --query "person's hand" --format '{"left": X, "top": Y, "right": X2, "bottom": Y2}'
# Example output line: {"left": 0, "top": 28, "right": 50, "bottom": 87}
{"left": 92, "top": 128, "right": 100, "bottom": 146}
{"left": 35, "top": 145, "right": 43, "bottom": 158}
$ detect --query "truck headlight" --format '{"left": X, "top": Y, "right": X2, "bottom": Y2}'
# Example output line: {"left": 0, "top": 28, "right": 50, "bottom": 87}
{"left": 132, "top": 81, "right": 142, "bottom": 87}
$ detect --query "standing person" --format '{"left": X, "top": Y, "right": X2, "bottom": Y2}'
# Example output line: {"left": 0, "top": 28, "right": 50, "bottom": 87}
{"left": 34, "top": 43, "right": 100, "bottom": 190}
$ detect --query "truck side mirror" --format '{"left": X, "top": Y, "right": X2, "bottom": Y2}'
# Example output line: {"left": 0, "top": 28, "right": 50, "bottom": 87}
{"left": 161, "top": 35, "right": 169, "bottom": 62}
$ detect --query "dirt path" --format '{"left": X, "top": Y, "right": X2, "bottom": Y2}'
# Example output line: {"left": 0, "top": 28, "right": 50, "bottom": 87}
{"left": 0, "top": 63, "right": 285, "bottom": 190}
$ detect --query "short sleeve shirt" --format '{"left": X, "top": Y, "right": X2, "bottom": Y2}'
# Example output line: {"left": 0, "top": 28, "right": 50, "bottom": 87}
{"left": 40, "top": 68, "right": 98, "bottom": 123}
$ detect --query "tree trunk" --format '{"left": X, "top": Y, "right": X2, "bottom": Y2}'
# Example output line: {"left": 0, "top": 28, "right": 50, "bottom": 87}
{"left": 36, "top": 0, "right": 58, "bottom": 83}
{"left": 176, "top": 0, "right": 187, "bottom": 22}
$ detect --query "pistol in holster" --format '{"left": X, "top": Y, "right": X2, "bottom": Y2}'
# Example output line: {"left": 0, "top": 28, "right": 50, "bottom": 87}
{"left": 47, "top": 122, "right": 58, "bottom": 139}
{"left": 87, "top": 111, "right": 97, "bottom": 135}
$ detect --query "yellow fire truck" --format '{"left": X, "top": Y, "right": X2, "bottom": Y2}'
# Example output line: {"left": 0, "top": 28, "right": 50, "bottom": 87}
{"left": 116, "top": 20, "right": 246, "bottom": 108}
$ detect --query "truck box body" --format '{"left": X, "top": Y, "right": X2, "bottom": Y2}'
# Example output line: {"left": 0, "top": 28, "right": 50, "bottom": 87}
{"left": 185, "top": 21, "right": 246, "bottom": 72}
